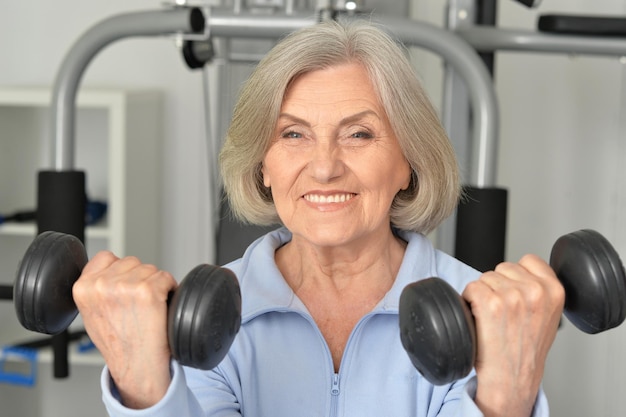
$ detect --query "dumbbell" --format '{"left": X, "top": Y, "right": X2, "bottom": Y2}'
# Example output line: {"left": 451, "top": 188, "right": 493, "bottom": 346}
{"left": 399, "top": 229, "right": 626, "bottom": 385}
{"left": 13, "top": 231, "right": 242, "bottom": 370}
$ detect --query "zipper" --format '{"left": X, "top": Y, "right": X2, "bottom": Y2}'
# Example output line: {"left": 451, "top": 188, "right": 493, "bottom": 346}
{"left": 291, "top": 310, "right": 342, "bottom": 416}
{"left": 329, "top": 312, "right": 387, "bottom": 416}
{"left": 288, "top": 308, "right": 387, "bottom": 416}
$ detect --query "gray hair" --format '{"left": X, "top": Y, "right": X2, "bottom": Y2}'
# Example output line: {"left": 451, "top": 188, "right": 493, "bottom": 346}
{"left": 219, "top": 19, "right": 460, "bottom": 234}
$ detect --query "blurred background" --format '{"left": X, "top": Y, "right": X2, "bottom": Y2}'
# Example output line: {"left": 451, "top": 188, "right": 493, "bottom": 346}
{"left": 0, "top": 0, "right": 625, "bottom": 415}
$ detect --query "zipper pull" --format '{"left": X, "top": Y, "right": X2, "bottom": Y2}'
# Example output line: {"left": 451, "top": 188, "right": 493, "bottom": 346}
{"left": 331, "top": 373, "right": 340, "bottom": 396}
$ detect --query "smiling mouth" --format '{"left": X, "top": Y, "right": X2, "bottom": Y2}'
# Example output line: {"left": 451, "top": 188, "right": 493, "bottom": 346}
{"left": 303, "top": 193, "right": 356, "bottom": 203}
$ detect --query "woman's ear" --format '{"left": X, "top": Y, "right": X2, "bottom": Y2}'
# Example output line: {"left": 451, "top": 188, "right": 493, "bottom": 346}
{"left": 261, "top": 164, "right": 271, "bottom": 188}
{"left": 400, "top": 166, "right": 414, "bottom": 191}
{"left": 403, "top": 169, "right": 417, "bottom": 192}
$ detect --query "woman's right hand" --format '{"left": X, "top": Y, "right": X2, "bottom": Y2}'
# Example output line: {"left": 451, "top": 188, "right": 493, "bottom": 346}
{"left": 72, "top": 251, "right": 178, "bottom": 409}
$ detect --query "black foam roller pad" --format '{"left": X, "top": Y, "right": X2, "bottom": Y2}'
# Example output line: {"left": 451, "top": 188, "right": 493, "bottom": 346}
{"left": 455, "top": 186, "right": 508, "bottom": 272}
{"left": 36, "top": 170, "right": 86, "bottom": 378}
{"left": 538, "top": 15, "right": 626, "bottom": 37}
{"left": 37, "top": 171, "right": 86, "bottom": 242}
{"left": 0, "top": 285, "right": 13, "bottom": 300}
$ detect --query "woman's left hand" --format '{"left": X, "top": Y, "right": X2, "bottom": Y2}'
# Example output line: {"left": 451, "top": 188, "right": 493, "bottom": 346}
{"left": 462, "top": 254, "right": 565, "bottom": 417}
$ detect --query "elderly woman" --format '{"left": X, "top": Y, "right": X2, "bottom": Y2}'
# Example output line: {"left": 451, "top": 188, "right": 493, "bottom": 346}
{"left": 74, "top": 20, "right": 564, "bottom": 417}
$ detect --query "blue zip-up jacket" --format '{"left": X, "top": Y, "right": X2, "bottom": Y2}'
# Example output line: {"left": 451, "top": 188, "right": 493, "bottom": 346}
{"left": 102, "top": 227, "right": 549, "bottom": 416}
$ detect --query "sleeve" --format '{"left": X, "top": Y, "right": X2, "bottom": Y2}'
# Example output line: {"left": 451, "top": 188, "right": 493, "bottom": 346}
{"left": 439, "top": 377, "right": 550, "bottom": 417}
{"left": 100, "top": 361, "right": 241, "bottom": 417}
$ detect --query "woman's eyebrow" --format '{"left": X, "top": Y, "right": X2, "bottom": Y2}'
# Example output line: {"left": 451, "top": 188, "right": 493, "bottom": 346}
{"left": 277, "top": 113, "right": 310, "bottom": 127}
{"left": 338, "top": 110, "right": 379, "bottom": 126}
{"left": 277, "top": 110, "right": 380, "bottom": 127}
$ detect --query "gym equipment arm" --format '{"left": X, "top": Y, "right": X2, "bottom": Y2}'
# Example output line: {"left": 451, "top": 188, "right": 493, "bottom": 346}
{"left": 51, "top": 7, "right": 205, "bottom": 170}
{"left": 457, "top": 25, "right": 626, "bottom": 57}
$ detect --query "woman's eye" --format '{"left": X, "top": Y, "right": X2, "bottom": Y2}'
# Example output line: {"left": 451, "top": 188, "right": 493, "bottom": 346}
{"left": 351, "top": 130, "right": 373, "bottom": 139}
{"left": 281, "top": 130, "right": 303, "bottom": 139}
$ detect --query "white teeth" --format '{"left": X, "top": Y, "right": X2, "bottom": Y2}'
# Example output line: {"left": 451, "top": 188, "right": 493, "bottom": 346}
{"left": 304, "top": 193, "right": 354, "bottom": 203}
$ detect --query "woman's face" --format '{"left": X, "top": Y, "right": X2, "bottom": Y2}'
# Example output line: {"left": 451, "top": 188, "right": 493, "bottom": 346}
{"left": 262, "top": 62, "right": 411, "bottom": 248}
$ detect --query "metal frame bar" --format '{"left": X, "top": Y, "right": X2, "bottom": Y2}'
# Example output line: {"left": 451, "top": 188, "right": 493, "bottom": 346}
{"left": 367, "top": 14, "right": 500, "bottom": 189}
{"left": 443, "top": 0, "right": 626, "bottom": 269}
{"left": 51, "top": 7, "right": 206, "bottom": 170}
{"left": 50, "top": 7, "right": 498, "bottom": 183}
{"left": 48, "top": 2, "right": 626, "bottom": 247}
{"left": 446, "top": 1, "right": 626, "bottom": 189}
{"left": 458, "top": 26, "right": 626, "bottom": 56}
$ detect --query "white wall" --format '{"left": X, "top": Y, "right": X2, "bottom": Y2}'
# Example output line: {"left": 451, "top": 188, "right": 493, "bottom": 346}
{"left": 1, "top": 1, "right": 626, "bottom": 416}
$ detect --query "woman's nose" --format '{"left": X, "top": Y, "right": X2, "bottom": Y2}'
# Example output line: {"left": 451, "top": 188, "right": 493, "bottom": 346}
{"left": 307, "top": 139, "right": 344, "bottom": 183}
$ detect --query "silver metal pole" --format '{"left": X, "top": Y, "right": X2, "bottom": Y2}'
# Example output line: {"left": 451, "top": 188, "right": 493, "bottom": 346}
{"left": 362, "top": 15, "right": 500, "bottom": 188}
{"left": 443, "top": 0, "right": 476, "bottom": 181}
{"left": 51, "top": 7, "right": 320, "bottom": 172}
{"left": 206, "top": 8, "right": 318, "bottom": 39}
{"left": 458, "top": 26, "right": 626, "bottom": 56}
{"left": 436, "top": 0, "right": 478, "bottom": 255}
{"left": 51, "top": 7, "right": 205, "bottom": 170}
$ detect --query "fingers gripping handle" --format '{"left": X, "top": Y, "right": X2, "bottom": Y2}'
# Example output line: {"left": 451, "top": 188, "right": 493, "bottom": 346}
{"left": 400, "top": 229, "right": 626, "bottom": 385}
{"left": 14, "top": 231, "right": 242, "bottom": 371}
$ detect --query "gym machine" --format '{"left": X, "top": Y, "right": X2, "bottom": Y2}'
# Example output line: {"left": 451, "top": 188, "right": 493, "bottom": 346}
{"left": 3, "top": 0, "right": 494, "bottom": 379}
{"left": 2, "top": 0, "right": 626, "bottom": 383}
{"left": 440, "top": 0, "right": 626, "bottom": 271}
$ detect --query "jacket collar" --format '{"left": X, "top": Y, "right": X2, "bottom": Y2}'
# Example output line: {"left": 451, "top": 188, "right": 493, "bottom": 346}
{"left": 230, "top": 227, "right": 439, "bottom": 323}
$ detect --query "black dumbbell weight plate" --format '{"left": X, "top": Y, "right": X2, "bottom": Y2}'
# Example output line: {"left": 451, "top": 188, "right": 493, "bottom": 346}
{"left": 14, "top": 231, "right": 87, "bottom": 334}
{"left": 399, "top": 277, "right": 476, "bottom": 385}
{"left": 168, "top": 264, "right": 242, "bottom": 370}
{"left": 550, "top": 229, "right": 626, "bottom": 334}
